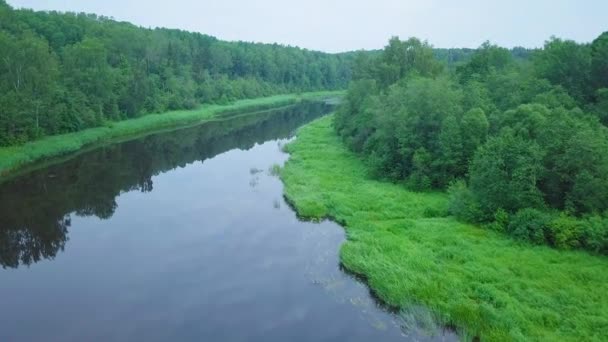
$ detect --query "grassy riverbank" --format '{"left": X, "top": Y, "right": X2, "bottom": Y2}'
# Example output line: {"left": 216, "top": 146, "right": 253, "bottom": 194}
{"left": 280, "top": 115, "right": 608, "bottom": 341}
{"left": 0, "top": 91, "right": 341, "bottom": 178}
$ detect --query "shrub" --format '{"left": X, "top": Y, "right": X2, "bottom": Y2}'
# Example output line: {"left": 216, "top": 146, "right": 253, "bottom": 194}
{"left": 545, "top": 214, "right": 584, "bottom": 249}
{"left": 408, "top": 173, "right": 432, "bottom": 191}
{"left": 507, "top": 208, "right": 552, "bottom": 245}
{"left": 487, "top": 208, "right": 510, "bottom": 232}
{"left": 447, "top": 181, "right": 483, "bottom": 222}
{"left": 580, "top": 215, "right": 608, "bottom": 254}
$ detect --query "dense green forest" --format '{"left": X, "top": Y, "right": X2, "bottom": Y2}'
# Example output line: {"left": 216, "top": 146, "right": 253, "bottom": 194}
{"left": 0, "top": 0, "right": 352, "bottom": 146}
{"left": 2, "top": 0, "right": 607, "bottom": 254}
{"left": 335, "top": 34, "right": 608, "bottom": 254}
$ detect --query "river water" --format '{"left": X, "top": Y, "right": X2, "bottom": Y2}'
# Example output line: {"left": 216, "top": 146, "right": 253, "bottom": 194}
{"left": 0, "top": 102, "right": 456, "bottom": 342}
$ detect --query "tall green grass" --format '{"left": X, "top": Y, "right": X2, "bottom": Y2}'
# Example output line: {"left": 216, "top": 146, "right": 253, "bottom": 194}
{"left": 0, "top": 91, "right": 342, "bottom": 178}
{"left": 280, "top": 115, "right": 608, "bottom": 341}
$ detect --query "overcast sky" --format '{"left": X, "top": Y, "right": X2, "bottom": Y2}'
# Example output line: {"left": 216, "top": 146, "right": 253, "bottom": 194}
{"left": 7, "top": 0, "right": 608, "bottom": 52}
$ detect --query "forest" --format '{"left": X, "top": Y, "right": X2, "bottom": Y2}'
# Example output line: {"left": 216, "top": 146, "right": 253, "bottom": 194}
{"left": 0, "top": 0, "right": 539, "bottom": 150}
{"left": 0, "top": 0, "right": 352, "bottom": 146}
{"left": 335, "top": 34, "right": 608, "bottom": 254}
{"left": 1, "top": 1, "right": 607, "bottom": 340}
{"left": 2, "top": 0, "right": 607, "bottom": 254}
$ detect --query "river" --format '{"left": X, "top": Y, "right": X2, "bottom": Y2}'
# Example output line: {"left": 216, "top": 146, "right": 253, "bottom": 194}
{"left": 0, "top": 101, "right": 456, "bottom": 342}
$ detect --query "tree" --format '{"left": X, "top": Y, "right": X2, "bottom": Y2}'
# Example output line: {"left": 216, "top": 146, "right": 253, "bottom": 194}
{"left": 533, "top": 37, "right": 592, "bottom": 103}
{"left": 460, "top": 108, "right": 489, "bottom": 163}
{"left": 375, "top": 37, "right": 442, "bottom": 88}
{"left": 559, "top": 126, "right": 608, "bottom": 214}
{"left": 592, "top": 88, "right": 608, "bottom": 125}
{"left": 457, "top": 42, "right": 513, "bottom": 83}
{"left": 435, "top": 114, "right": 464, "bottom": 185}
{"left": 338, "top": 33, "right": 608, "bottom": 253}
{"left": 0, "top": 31, "right": 58, "bottom": 142}
{"left": 590, "top": 32, "right": 608, "bottom": 91}
{"left": 334, "top": 79, "right": 377, "bottom": 152}
{"left": 462, "top": 80, "right": 495, "bottom": 115}
{"left": 497, "top": 104, "right": 550, "bottom": 140}
{"left": 62, "top": 37, "right": 119, "bottom": 123}
{"left": 0, "top": 4, "right": 356, "bottom": 146}
{"left": 409, "top": 147, "right": 432, "bottom": 190}
{"left": 469, "top": 132, "right": 545, "bottom": 217}
{"left": 393, "top": 77, "right": 463, "bottom": 182}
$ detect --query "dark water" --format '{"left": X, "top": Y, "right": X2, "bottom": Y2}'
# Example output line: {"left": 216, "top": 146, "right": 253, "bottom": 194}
{"left": 0, "top": 102, "right": 456, "bottom": 342}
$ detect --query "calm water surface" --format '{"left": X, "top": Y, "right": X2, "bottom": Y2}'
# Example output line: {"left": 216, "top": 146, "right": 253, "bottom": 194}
{"left": 0, "top": 102, "right": 457, "bottom": 342}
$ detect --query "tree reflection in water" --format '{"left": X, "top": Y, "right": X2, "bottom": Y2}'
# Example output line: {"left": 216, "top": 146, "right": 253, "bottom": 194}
{"left": 0, "top": 101, "right": 332, "bottom": 268}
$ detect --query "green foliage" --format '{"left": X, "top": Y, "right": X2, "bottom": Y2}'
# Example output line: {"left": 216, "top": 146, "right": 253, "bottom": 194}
{"left": 408, "top": 148, "right": 432, "bottom": 191}
{"left": 462, "top": 81, "right": 495, "bottom": 115}
{"left": 351, "top": 75, "right": 465, "bottom": 185}
{"left": 491, "top": 208, "right": 510, "bottom": 232}
{"left": 590, "top": 32, "right": 608, "bottom": 91}
{"left": 559, "top": 125, "right": 608, "bottom": 214}
{"left": 545, "top": 214, "right": 585, "bottom": 250}
{"left": 579, "top": 215, "right": 608, "bottom": 254}
{"left": 436, "top": 114, "right": 464, "bottom": 185}
{"left": 0, "top": 5, "right": 354, "bottom": 147}
{"left": 533, "top": 86, "right": 578, "bottom": 109}
{"left": 375, "top": 37, "right": 443, "bottom": 88}
{"left": 592, "top": 88, "right": 608, "bottom": 125}
{"left": 497, "top": 103, "right": 550, "bottom": 139}
{"left": 333, "top": 79, "right": 377, "bottom": 152}
{"left": 533, "top": 37, "right": 592, "bottom": 103}
{"left": 337, "top": 34, "right": 608, "bottom": 253}
{"left": 456, "top": 41, "right": 514, "bottom": 82}
{"left": 505, "top": 211, "right": 608, "bottom": 253}
{"left": 507, "top": 208, "right": 551, "bottom": 244}
{"left": 460, "top": 107, "right": 489, "bottom": 162}
{"left": 281, "top": 116, "right": 608, "bottom": 341}
{"left": 447, "top": 180, "right": 482, "bottom": 223}
{"left": 470, "top": 132, "right": 545, "bottom": 216}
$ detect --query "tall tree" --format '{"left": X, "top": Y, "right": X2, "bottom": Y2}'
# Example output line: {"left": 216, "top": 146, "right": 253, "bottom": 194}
{"left": 590, "top": 32, "right": 608, "bottom": 92}
{"left": 533, "top": 37, "right": 592, "bottom": 103}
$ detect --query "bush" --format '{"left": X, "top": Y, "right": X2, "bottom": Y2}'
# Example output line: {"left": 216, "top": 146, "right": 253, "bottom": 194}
{"left": 500, "top": 210, "right": 608, "bottom": 254}
{"left": 486, "top": 208, "right": 510, "bottom": 232}
{"left": 580, "top": 215, "right": 608, "bottom": 254}
{"left": 447, "top": 181, "right": 483, "bottom": 222}
{"left": 545, "top": 214, "right": 584, "bottom": 250}
{"left": 507, "top": 208, "right": 552, "bottom": 245}
{"left": 408, "top": 173, "right": 432, "bottom": 191}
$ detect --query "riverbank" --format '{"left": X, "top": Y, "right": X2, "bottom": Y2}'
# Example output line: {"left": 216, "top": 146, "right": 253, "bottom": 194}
{"left": 0, "top": 91, "right": 342, "bottom": 179}
{"left": 280, "top": 115, "right": 608, "bottom": 341}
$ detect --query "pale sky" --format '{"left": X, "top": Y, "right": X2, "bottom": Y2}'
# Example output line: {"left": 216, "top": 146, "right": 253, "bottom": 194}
{"left": 7, "top": 0, "right": 608, "bottom": 52}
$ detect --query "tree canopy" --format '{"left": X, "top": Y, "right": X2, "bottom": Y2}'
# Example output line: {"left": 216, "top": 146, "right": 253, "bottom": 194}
{"left": 0, "top": 3, "right": 354, "bottom": 146}
{"left": 336, "top": 34, "right": 608, "bottom": 254}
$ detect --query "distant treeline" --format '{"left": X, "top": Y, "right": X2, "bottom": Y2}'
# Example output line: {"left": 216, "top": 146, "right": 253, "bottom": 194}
{"left": 354, "top": 46, "right": 534, "bottom": 70}
{"left": 0, "top": 1, "right": 353, "bottom": 145}
{"left": 434, "top": 46, "right": 533, "bottom": 67}
{"left": 336, "top": 34, "right": 608, "bottom": 253}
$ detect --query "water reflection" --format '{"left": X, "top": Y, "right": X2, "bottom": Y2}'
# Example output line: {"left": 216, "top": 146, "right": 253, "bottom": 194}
{"left": 0, "top": 101, "right": 332, "bottom": 269}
